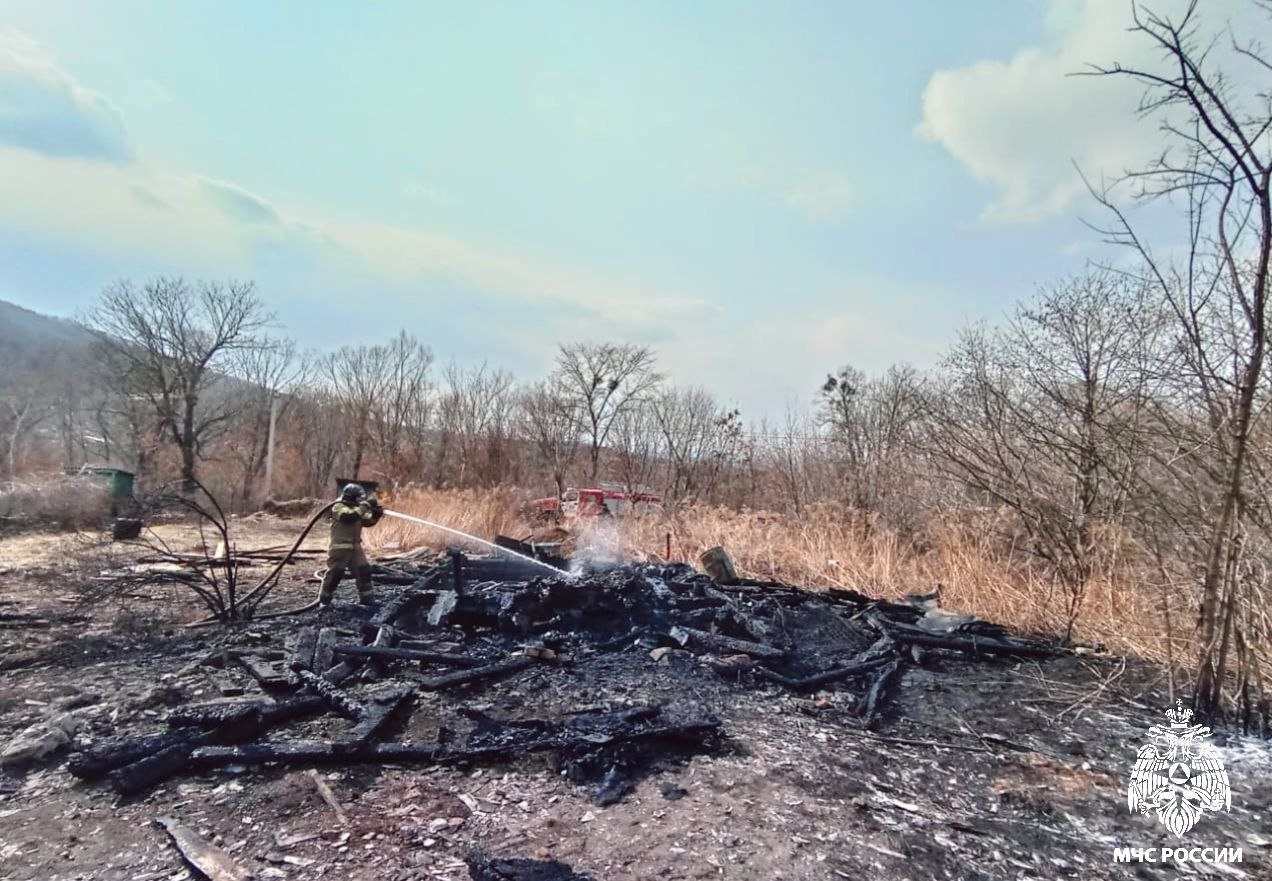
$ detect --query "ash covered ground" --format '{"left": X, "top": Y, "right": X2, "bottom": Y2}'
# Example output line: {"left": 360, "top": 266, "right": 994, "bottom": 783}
{"left": 1, "top": 519, "right": 1269, "bottom": 881}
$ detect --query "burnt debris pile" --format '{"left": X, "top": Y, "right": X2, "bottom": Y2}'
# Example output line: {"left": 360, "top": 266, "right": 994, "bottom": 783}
{"left": 67, "top": 551, "right": 1060, "bottom": 803}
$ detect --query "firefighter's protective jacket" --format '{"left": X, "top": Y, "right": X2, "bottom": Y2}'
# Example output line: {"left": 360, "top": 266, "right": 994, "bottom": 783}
{"left": 328, "top": 500, "right": 382, "bottom": 550}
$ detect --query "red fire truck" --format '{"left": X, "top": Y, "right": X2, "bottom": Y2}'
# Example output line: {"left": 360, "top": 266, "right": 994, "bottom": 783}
{"left": 530, "top": 484, "right": 663, "bottom": 521}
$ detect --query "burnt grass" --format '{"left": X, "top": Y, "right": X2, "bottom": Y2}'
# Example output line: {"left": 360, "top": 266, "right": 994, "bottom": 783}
{"left": 0, "top": 547, "right": 1269, "bottom": 881}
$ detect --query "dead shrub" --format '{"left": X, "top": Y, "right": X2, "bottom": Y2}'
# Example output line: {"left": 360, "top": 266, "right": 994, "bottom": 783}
{"left": 0, "top": 475, "right": 112, "bottom": 532}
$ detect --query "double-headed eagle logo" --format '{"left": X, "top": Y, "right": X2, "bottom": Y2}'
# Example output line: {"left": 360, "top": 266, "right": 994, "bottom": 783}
{"left": 1128, "top": 700, "right": 1231, "bottom": 837}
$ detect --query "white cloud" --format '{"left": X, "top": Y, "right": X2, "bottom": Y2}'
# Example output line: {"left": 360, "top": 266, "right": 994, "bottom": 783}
{"left": 916, "top": 0, "right": 1259, "bottom": 223}
{"left": 0, "top": 140, "right": 713, "bottom": 340}
{"left": 198, "top": 176, "right": 280, "bottom": 224}
{"left": 0, "top": 27, "right": 131, "bottom": 163}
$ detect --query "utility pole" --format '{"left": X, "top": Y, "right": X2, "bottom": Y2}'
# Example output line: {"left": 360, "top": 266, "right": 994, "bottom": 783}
{"left": 264, "top": 394, "right": 279, "bottom": 501}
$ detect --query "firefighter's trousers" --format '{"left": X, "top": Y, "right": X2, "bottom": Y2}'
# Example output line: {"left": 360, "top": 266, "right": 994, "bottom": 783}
{"left": 319, "top": 544, "right": 373, "bottom": 604}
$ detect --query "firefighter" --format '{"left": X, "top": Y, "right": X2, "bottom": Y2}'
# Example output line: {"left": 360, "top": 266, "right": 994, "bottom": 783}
{"left": 319, "top": 482, "right": 383, "bottom": 605}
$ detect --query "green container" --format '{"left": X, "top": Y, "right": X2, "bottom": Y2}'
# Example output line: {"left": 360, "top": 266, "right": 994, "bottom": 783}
{"left": 75, "top": 467, "right": 136, "bottom": 514}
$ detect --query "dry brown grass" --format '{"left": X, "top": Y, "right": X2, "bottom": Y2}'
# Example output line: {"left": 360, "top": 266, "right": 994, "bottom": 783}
{"left": 368, "top": 486, "right": 532, "bottom": 551}
{"left": 0, "top": 474, "right": 113, "bottom": 531}
{"left": 373, "top": 488, "right": 1179, "bottom": 664}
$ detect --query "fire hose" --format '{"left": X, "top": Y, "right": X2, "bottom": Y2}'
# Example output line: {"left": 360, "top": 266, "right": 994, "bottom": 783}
{"left": 184, "top": 501, "right": 332, "bottom": 627}
{"left": 185, "top": 499, "right": 567, "bottom": 627}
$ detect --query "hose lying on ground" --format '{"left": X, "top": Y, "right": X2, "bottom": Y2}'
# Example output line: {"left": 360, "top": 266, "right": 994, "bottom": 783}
{"left": 183, "top": 502, "right": 333, "bottom": 628}
{"left": 241, "top": 567, "right": 330, "bottom": 620}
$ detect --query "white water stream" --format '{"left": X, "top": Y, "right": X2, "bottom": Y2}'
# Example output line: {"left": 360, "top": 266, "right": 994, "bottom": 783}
{"left": 382, "top": 509, "right": 573, "bottom": 578}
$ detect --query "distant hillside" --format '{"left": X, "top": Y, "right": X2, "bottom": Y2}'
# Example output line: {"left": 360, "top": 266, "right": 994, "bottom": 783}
{"left": 0, "top": 299, "right": 97, "bottom": 360}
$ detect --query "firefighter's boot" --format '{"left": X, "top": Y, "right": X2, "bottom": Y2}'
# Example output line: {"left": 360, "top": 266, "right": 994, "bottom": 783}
{"left": 355, "top": 565, "right": 374, "bottom": 604}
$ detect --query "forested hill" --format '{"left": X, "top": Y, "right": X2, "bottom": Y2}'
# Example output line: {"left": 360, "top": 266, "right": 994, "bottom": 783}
{"left": 0, "top": 299, "right": 96, "bottom": 361}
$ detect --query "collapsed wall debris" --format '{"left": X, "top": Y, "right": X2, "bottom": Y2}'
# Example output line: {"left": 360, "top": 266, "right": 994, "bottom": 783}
{"left": 66, "top": 551, "right": 1062, "bottom": 807}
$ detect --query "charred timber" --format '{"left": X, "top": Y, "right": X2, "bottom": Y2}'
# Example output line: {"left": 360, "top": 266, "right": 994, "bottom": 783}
{"left": 369, "top": 582, "right": 434, "bottom": 627}
{"left": 860, "top": 660, "right": 902, "bottom": 729}
{"left": 755, "top": 656, "right": 893, "bottom": 691}
{"left": 69, "top": 730, "right": 203, "bottom": 780}
{"left": 189, "top": 714, "right": 722, "bottom": 771}
{"left": 341, "top": 686, "right": 415, "bottom": 750}
{"left": 311, "top": 628, "right": 338, "bottom": 673}
{"left": 294, "top": 668, "right": 366, "bottom": 720}
{"left": 419, "top": 656, "right": 533, "bottom": 691}
{"left": 867, "top": 614, "right": 1057, "bottom": 658}
{"left": 290, "top": 626, "right": 318, "bottom": 672}
{"left": 668, "top": 625, "right": 786, "bottom": 660}
{"left": 166, "top": 699, "right": 273, "bottom": 729}
{"left": 333, "top": 644, "right": 484, "bottom": 667}
{"left": 73, "top": 695, "right": 327, "bottom": 788}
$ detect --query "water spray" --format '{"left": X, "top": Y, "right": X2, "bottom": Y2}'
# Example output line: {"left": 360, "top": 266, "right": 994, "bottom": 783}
{"left": 381, "top": 509, "right": 574, "bottom": 578}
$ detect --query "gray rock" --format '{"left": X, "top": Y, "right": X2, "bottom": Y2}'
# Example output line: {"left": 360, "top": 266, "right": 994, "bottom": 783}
{"left": 0, "top": 713, "right": 81, "bottom": 769}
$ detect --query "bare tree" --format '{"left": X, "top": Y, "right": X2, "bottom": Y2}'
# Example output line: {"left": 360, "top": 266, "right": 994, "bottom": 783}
{"left": 925, "top": 273, "right": 1160, "bottom": 637}
{"left": 369, "top": 332, "right": 434, "bottom": 481}
{"left": 434, "top": 362, "right": 515, "bottom": 487}
{"left": 610, "top": 400, "right": 662, "bottom": 498}
{"left": 224, "top": 339, "right": 306, "bottom": 508}
{"left": 292, "top": 383, "right": 349, "bottom": 497}
{"left": 819, "top": 364, "right": 922, "bottom": 525}
{"left": 1082, "top": 0, "right": 1272, "bottom": 720}
{"left": 322, "top": 331, "right": 433, "bottom": 483}
{"left": 652, "top": 386, "right": 742, "bottom": 504}
{"left": 518, "top": 381, "right": 582, "bottom": 498}
{"left": 554, "top": 343, "right": 662, "bottom": 482}
{"left": 85, "top": 278, "right": 273, "bottom": 495}
{"left": 0, "top": 348, "right": 54, "bottom": 476}
{"left": 757, "top": 409, "right": 824, "bottom": 518}
{"left": 321, "top": 344, "right": 380, "bottom": 480}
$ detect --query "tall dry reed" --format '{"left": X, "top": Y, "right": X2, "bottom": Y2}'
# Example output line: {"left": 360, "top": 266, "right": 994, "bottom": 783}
{"left": 373, "top": 488, "right": 1180, "bottom": 664}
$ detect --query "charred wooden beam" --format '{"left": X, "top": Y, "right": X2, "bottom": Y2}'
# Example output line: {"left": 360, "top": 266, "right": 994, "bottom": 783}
{"left": 754, "top": 656, "right": 893, "bottom": 691}
{"left": 289, "top": 626, "right": 318, "bottom": 672}
{"left": 860, "top": 660, "right": 902, "bottom": 729}
{"left": 427, "top": 589, "right": 459, "bottom": 627}
{"left": 192, "top": 740, "right": 342, "bottom": 767}
{"left": 361, "top": 584, "right": 431, "bottom": 680}
{"left": 369, "top": 572, "right": 418, "bottom": 586}
{"left": 369, "top": 582, "right": 434, "bottom": 627}
{"left": 361, "top": 619, "right": 396, "bottom": 684}
{"left": 450, "top": 550, "right": 465, "bottom": 594}
{"left": 189, "top": 713, "right": 723, "bottom": 771}
{"left": 166, "top": 699, "right": 272, "bottom": 729}
{"left": 341, "top": 685, "right": 414, "bottom": 749}
{"left": 238, "top": 655, "right": 291, "bottom": 689}
{"left": 332, "top": 644, "right": 483, "bottom": 667}
{"left": 311, "top": 628, "right": 339, "bottom": 673}
{"left": 322, "top": 659, "right": 362, "bottom": 686}
{"left": 418, "top": 656, "right": 532, "bottom": 691}
{"left": 668, "top": 625, "right": 785, "bottom": 660}
{"left": 69, "top": 730, "right": 202, "bottom": 780}
{"left": 110, "top": 741, "right": 206, "bottom": 795}
{"left": 257, "top": 694, "right": 326, "bottom": 726}
{"left": 293, "top": 667, "right": 366, "bottom": 720}
{"left": 754, "top": 634, "right": 896, "bottom": 690}
{"left": 93, "top": 693, "right": 329, "bottom": 794}
{"left": 866, "top": 614, "right": 1057, "bottom": 658}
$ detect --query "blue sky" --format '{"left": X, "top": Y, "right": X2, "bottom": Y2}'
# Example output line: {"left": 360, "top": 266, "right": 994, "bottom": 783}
{"left": 0, "top": 1, "right": 1240, "bottom": 416}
